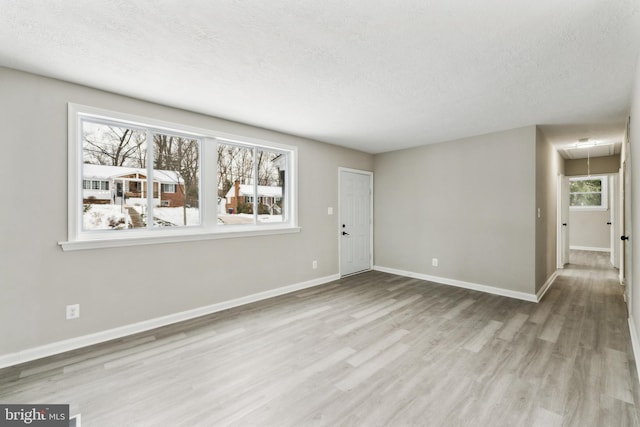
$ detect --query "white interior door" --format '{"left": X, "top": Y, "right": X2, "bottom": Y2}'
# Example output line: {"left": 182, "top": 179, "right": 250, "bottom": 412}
{"left": 557, "top": 175, "right": 570, "bottom": 267}
{"left": 339, "top": 168, "right": 372, "bottom": 276}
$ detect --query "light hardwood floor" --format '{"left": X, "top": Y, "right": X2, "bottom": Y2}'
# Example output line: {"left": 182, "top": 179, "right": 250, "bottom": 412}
{"left": 1, "top": 251, "right": 639, "bottom": 426}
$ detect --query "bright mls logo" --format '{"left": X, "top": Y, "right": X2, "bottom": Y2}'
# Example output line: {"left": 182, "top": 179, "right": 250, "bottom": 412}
{"left": 0, "top": 405, "right": 68, "bottom": 426}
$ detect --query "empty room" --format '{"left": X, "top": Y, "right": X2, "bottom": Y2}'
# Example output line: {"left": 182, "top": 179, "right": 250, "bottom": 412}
{"left": 2, "top": 2, "right": 640, "bottom": 426}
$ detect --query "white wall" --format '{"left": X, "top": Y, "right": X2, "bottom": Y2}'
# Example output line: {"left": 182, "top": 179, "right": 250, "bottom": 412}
{"left": 374, "top": 126, "right": 538, "bottom": 296}
{"left": 0, "top": 67, "right": 373, "bottom": 359}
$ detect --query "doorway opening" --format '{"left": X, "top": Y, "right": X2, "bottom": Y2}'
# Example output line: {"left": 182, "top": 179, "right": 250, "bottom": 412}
{"left": 557, "top": 173, "right": 620, "bottom": 270}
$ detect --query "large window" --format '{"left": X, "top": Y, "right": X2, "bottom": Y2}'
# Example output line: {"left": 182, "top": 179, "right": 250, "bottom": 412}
{"left": 81, "top": 120, "right": 201, "bottom": 231}
{"left": 63, "top": 104, "right": 297, "bottom": 250}
{"left": 217, "top": 142, "right": 286, "bottom": 225}
{"left": 569, "top": 176, "right": 608, "bottom": 210}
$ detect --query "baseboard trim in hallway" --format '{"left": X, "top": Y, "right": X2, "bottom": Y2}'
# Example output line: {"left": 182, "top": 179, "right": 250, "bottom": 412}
{"left": 373, "top": 265, "right": 538, "bottom": 302}
{"left": 629, "top": 316, "right": 640, "bottom": 386}
{"left": 570, "top": 245, "right": 611, "bottom": 252}
{"left": 536, "top": 271, "right": 559, "bottom": 302}
{"left": 0, "top": 273, "right": 340, "bottom": 369}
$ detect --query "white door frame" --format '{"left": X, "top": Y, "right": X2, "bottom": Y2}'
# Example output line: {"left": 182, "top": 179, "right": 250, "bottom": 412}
{"left": 338, "top": 167, "right": 373, "bottom": 277}
{"left": 557, "top": 174, "right": 570, "bottom": 268}
{"left": 610, "top": 173, "right": 619, "bottom": 268}
{"left": 620, "top": 166, "right": 626, "bottom": 284}
{"left": 622, "top": 121, "right": 633, "bottom": 310}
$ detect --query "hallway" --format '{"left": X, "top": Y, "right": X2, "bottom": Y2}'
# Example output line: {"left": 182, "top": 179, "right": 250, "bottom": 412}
{"left": 549, "top": 250, "right": 639, "bottom": 425}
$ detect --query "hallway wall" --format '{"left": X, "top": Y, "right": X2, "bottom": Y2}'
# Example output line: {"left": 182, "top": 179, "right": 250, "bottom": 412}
{"left": 628, "top": 52, "right": 640, "bottom": 370}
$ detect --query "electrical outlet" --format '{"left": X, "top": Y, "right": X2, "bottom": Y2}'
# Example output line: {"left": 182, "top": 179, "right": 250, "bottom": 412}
{"left": 432, "top": 258, "right": 438, "bottom": 267}
{"left": 312, "top": 260, "right": 318, "bottom": 269}
{"left": 66, "top": 304, "right": 80, "bottom": 320}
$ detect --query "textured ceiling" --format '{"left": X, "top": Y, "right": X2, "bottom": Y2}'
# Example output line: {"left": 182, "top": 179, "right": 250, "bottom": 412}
{"left": 1, "top": 1, "right": 639, "bottom": 154}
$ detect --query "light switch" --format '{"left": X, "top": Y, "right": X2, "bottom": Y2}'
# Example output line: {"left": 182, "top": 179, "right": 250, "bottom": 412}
{"left": 328, "top": 207, "right": 333, "bottom": 215}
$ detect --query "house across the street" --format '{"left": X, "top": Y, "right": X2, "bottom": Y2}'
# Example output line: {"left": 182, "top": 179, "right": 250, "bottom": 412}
{"left": 225, "top": 180, "right": 282, "bottom": 214}
{"left": 82, "top": 163, "right": 186, "bottom": 207}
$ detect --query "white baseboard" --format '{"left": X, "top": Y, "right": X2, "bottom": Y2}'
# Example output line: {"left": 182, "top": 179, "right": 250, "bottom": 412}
{"left": 570, "top": 245, "right": 611, "bottom": 253}
{"left": 373, "top": 265, "right": 538, "bottom": 302}
{"left": 0, "top": 274, "right": 340, "bottom": 369}
{"left": 536, "top": 271, "right": 558, "bottom": 302}
{"left": 628, "top": 316, "right": 640, "bottom": 386}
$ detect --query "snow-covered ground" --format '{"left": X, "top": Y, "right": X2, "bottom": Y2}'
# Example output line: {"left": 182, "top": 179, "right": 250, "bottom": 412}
{"left": 84, "top": 205, "right": 280, "bottom": 228}
{"left": 83, "top": 204, "right": 130, "bottom": 230}
{"left": 152, "top": 207, "right": 200, "bottom": 227}
{"left": 218, "top": 213, "right": 283, "bottom": 225}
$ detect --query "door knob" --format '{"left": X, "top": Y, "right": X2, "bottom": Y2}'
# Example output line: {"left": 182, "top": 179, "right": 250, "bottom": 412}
{"left": 621, "top": 235, "right": 630, "bottom": 241}
{"left": 607, "top": 222, "right": 612, "bottom": 225}
{"left": 342, "top": 231, "right": 350, "bottom": 236}
{"left": 562, "top": 223, "right": 567, "bottom": 226}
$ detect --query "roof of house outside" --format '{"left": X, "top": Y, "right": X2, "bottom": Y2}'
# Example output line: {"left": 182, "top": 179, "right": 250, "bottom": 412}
{"left": 83, "top": 164, "right": 183, "bottom": 184}
{"left": 225, "top": 184, "right": 282, "bottom": 199}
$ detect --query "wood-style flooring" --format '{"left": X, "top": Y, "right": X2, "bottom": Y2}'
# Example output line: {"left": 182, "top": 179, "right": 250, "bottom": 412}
{"left": 1, "top": 251, "right": 638, "bottom": 426}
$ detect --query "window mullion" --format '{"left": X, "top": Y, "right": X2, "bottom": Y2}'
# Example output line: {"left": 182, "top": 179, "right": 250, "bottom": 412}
{"left": 253, "top": 147, "right": 258, "bottom": 224}
{"left": 204, "top": 138, "right": 218, "bottom": 229}
{"left": 146, "top": 130, "right": 154, "bottom": 229}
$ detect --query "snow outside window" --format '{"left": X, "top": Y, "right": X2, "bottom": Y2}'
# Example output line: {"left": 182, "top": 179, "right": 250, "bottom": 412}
{"left": 217, "top": 143, "right": 287, "bottom": 226}
{"left": 63, "top": 104, "right": 298, "bottom": 250}
{"left": 81, "top": 120, "right": 201, "bottom": 231}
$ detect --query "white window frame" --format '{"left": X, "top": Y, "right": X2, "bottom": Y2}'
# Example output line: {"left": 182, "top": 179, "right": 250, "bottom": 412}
{"left": 60, "top": 104, "right": 299, "bottom": 251}
{"left": 569, "top": 175, "right": 608, "bottom": 211}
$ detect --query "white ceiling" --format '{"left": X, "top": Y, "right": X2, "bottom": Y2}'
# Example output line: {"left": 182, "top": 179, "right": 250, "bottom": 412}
{"left": 1, "top": 1, "right": 639, "bottom": 154}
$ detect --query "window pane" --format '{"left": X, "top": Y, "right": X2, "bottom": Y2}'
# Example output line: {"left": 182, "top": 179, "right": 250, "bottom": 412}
{"left": 217, "top": 144, "right": 255, "bottom": 225}
{"left": 569, "top": 178, "right": 604, "bottom": 207}
{"left": 82, "top": 121, "right": 147, "bottom": 230}
{"left": 570, "top": 193, "right": 602, "bottom": 207}
{"left": 152, "top": 134, "right": 201, "bottom": 227}
{"left": 569, "top": 179, "right": 601, "bottom": 194}
{"left": 257, "top": 150, "right": 285, "bottom": 224}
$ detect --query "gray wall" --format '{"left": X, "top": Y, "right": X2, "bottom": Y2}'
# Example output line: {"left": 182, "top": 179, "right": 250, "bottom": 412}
{"left": 565, "top": 155, "right": 620, "bottom": 176}
{"left": 0, "top": 67, "right": 373, "bottom": 356}
{"left": 535, "top": 128, "right": 564, "bottom": 292}
{"left": 569, "top": 210, "right": 611, "bottom": 250}
{"left": 629, "top": 54, "right": 640, "bottom": 342}
{"left": 373, "top": 126, "right": 537, "bottom": 295}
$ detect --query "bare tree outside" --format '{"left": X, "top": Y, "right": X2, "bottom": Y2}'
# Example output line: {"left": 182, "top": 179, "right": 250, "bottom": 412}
{"left": 83, "top": 122, "right": 146, "bottom": 167}
{"left": 217, "top": 143, "right": 284, "bottom": 222}
{"left": 153, "top": 134, "right": 200, "bottom": 226}
{"left": 81, "top": 120, "right": 201, "bottom": 229}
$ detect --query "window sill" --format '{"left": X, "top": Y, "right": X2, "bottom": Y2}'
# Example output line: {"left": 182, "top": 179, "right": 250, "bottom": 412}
{"left": 569, "top": 206, "right": 608, "bottom": 212}
{"left": 59, "top": 226, "right": 301, "bottom": 251}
